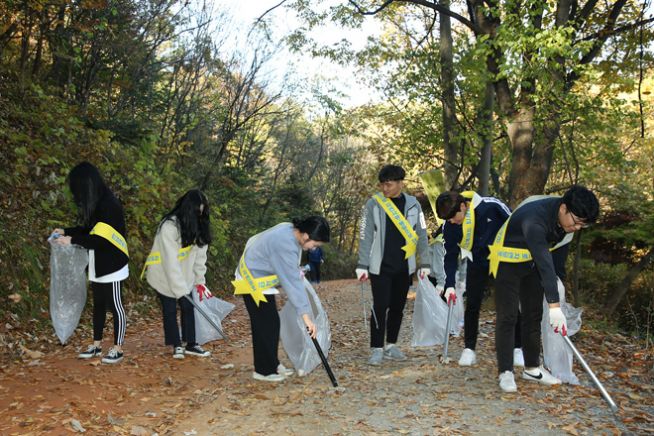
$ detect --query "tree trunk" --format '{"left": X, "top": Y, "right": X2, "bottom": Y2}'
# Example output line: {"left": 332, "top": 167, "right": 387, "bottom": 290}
{"left": 49, "top": 4, "right": 71, "bottom": 91}
{"left": 571, "top": 231, "right": 582, "bottom": 305}
{"left": 604, "top": 246, "right": 654, "bottom": 315}
{"left": 477, "top": 81, "right": 494, "bottom": 196}
{"left": 439, "top": 0, "right": 459, "bottom": 189}
{"left": 505, "top": 107, "right": 536, "bottom": 207}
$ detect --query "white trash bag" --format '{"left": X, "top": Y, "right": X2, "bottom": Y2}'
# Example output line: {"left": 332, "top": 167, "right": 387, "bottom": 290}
{"left": 450, "top": 260, "right": 467, "bottom": 336}
{"left": 280, "top": 278, "right": 331, "bottom": 376}
{"left": 49, "top": 239, "right": 88, "bottom": 344}
{"left": 541, "top": 278, "right": 583, "bottom": 384}
{"left": 192, "top": 286, "right": 234, "bottom": 345}
{"left": 412, "top": 277, "right": 449, "bottom": 347}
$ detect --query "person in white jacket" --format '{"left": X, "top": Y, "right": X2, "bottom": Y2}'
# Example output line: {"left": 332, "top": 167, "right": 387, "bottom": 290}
{"left": 145, "top": 189, "right": 212, "bottom": 359}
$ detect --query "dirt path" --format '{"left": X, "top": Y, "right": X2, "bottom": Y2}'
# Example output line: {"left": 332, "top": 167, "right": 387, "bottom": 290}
{"left": 1, "top": 279, "right": 653, "bottom": 435}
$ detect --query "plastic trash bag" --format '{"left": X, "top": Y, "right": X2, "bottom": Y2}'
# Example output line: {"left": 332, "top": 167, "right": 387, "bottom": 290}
{"left": 280, "top": 278, "right": 331, "bottom": 376}
{"left": 49, "top": 240, "right": 88, "bottom": 344}
{"left": 450, "top": 260, "right": 466, "bottom": 336}
{"left": 192, "top": 286, "right": 234, "bottom": 345}
{"left": 412, "top": 277, "right": 450, "bottom": 346}
{"left": 541, "top": 278, "right": 583, "bottom": 384}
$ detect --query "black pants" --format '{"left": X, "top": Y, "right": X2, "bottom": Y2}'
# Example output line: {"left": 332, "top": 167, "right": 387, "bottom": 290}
{"left": 92, "top": 281, "right": 126, "bottom": 346}
{"left": 495, "top": 262, "right": 544, "bottom": 373}
{"left": 243, "top": 294, "right": 280, "bottom": 376}
{"left": 369, "top": 270, "right": 411, "bottom": 348}
{"left": 309, "top": 261, "right": 321, "bottom": 283}
{"left": 158, "top": 292, "right": 196, "bottom": 347}
{"left": 464, "top": 266, "right": 522, "bottom": 351}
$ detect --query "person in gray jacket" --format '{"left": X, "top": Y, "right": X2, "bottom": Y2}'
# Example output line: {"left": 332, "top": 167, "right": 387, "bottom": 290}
{"left": 234, "top": 216, "right": 330, "bottom": 382}
{"left": 356, "top": 165, "right": 430, "bottom": 365}
{"left": 145, "top": 189, "right": 212, "bottom": 359}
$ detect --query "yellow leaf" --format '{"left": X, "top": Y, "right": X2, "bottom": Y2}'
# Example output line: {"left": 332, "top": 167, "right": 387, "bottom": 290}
{"left": 8, "top": 293, "right": 22, "bottom": 303}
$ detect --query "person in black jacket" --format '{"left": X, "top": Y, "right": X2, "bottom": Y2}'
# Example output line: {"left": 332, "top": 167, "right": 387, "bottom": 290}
{"left": 53, "top": 162, "right": 129, "bottom": 364}
{"left": 437, "top": 191, "right": 523, "bottom": 367}
{"left": 491, "top": 186, "right": 599, "bottom": 393}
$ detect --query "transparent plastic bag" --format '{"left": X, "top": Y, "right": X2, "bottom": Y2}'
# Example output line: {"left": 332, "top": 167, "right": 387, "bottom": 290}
{"left": 280, "top": 278, "right": 331, "bottom": 376}
{"left": 192, "top": 286, "right": 234, "bottom": 345}
{"left": 541, "top": 278, "right": 583, "bottom": 384}
{"left": 49, "top": 240, "right": 88, "bottom": 344}
{"left": 412, "top": 277, "right": 449, "bottom": 346}
{"left": 450, "top": 260, "right": 466, "bottom": 336}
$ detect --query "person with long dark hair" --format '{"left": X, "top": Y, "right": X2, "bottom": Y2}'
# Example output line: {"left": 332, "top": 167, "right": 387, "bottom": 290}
{"left": 143, "top": 189, "right": 212, "bottom": 359}
{"left": 53, "top": 162, "right": 129, "bottom": 364}
{"left": 233, "top": 216, "right": 330, "bottom": 382}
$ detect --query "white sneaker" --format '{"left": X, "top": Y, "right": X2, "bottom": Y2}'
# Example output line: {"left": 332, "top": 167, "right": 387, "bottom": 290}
{"left": 368, "top": 348, "right": 384, "bottom": 366}
{"left": 522, "top": 366, "right": 561, "bottom": 386}
{"left": 173, "top": 346, "right": 185, "bottom": 359}
{"left": 277, "top": 364, "right": 294, "bottom": 377}
{"left": 458, "top": 348, "right": 477, "bottom": 366}
{"left": 252, "top": 372, "right": 285, "bottom": 382}
{"left": 383, "top": 344, "right": 407, "bottom": 361}
{"left": 499, "top": 371, "right": 517, "bottom": 393}
{"left": 513, "top": 348, "right": 525, "bottom": 367}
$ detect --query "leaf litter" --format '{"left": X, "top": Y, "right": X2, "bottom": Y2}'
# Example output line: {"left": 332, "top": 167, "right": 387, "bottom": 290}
{"left": 0, "top": 279, "right": 652, "bottom": 434}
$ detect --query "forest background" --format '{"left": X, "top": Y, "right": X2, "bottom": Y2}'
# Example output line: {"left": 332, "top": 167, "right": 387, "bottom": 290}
{"left": 0, "top": 0, "right": 652, "bottom": 357}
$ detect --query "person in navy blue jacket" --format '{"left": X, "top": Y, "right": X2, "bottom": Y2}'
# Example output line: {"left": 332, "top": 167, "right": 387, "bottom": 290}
{"left": 436, "top": 191, "right": 523, "bottom": 367}
{"left": 307, "top": 247, "right": 324, "bottom": 284}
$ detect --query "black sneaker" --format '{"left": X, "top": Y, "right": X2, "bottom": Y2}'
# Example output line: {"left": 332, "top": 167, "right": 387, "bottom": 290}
{"left": 78, "top": 345, "right": 102, "bottom": 359}
{"left": 101, "top": 347, "right": 124, "bottom": 364}
{"left": 185, "top": 344, "right": 210, "bottom": 357}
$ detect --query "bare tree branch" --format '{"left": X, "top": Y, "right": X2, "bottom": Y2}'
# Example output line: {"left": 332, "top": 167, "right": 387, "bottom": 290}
{"left": 349, "top": 0, "right": 479, "bottom": 32}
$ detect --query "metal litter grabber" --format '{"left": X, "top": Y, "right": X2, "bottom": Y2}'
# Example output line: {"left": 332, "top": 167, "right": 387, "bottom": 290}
{"left": 360, "top": 281, "right": 379, "bottom": 330}
{"left": 309, "top": 332, "right": 338, "bottom": 387}
{"left": 183, "top": 294, "right": 228, "bottom": 340}
{"left": 440, "top": 294, "right": 455, "bottom": 364}
{"left": 562, "top": 334, "right": 618, "bottom": 413}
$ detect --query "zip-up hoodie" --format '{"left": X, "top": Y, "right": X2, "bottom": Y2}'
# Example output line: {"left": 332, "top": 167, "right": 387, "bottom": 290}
{"left": 145, "top": 218, "right": 208, "bottom": 299}
{"left": 357, "top": 192, "right": 430, "bottom": 275}
{"left": 442, "top": 194, "right": 511, "bottom": 288}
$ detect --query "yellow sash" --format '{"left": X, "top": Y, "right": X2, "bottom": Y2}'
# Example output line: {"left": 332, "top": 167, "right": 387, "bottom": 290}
{"left": 488, "top": 196, "right": 573, "bottom": 277}
{"left": 459, "top": 191, "right": 476, "bottom": 259}
{"left": 90, "top": 222, "right": 129, "bottom": 257}
{"left": 373, "top": 193, "right": 418, "bottom": 259}
{"left": 232, "top": 255, "right": 279, "bottom": 306}
{"left": 140, "top": 246, "right": 192, "bottom": 279}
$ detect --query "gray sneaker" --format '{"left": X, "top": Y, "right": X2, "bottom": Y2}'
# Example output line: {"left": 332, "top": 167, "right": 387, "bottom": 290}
{"left": 368, "top": 348, "right": 384, "bottom": 366}
{"left": 383, "top": 345, "right": 407, "bottom": 361}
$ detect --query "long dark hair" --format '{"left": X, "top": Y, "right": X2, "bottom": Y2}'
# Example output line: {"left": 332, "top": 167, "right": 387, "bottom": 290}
{"left": 292, "top": 215, "right": 330, "bottom": 242}
{"left": 68, "top": 162, "right": 109, "bottom": 227}
{"left": 160, "top": 189, "right": 212, "bottom": 247}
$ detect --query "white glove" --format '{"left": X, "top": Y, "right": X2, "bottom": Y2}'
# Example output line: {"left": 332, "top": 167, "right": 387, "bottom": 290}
{"left": 549, "top": 307, "right": 567, "bottom": 336}
{"left": 417, "top": 268, "right": 430, "bottom": 279}
{"left": 355, "top": 268, "right": 369, "bottom": 281}
{"left": 444, "top": 287, "right": 456, "bottom": 304}
{"left": 435, "top": 284, "right": 445, "bottom": 295}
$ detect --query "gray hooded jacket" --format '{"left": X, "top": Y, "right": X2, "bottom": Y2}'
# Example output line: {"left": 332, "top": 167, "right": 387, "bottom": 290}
{"left": 357, "top": 192, "right": 430, "bottom": 275}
